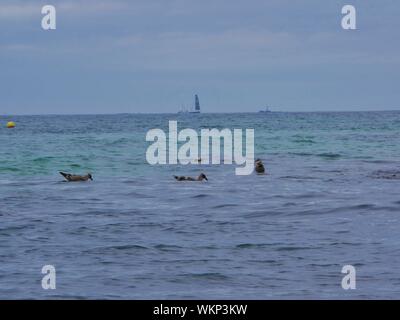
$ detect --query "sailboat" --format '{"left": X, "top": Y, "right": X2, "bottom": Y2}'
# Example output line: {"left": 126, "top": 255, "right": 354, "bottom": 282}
{"left": 178, "top": 104, "right": 189, "bottom": 113}
{"left": 259, "top": 106, "right": 272, "bottom": 113}
{"left": 178, "top": 94, "right": 201, "bottom": 114}
{"left": 190, "top": 94, "right": 201, "bottom": 113}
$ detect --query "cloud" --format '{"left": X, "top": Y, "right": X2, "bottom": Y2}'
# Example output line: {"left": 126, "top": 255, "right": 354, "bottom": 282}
{"left": 0, "top": 3, "right": 39, "bottom": 18}
{"left": 0, "top": 0, "right": 128, "bottom": 19}
{"left": 0, "top": 43, "right": 39, "bottom": 51}
{"left": 1, "top": 0, "right": 400, "bottom": 114}
{"left": 111, "top": 28, "right": 399, "bottom": 71}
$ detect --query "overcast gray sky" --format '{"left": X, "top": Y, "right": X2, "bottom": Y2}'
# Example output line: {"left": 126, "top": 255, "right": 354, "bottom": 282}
{"left": 1, "top": 0, "right": 399, "bottom": 114}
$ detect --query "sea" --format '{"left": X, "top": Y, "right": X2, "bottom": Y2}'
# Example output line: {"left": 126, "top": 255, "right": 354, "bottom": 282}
{"left": 0, "top": 111, "right": 400, "bottom": 299}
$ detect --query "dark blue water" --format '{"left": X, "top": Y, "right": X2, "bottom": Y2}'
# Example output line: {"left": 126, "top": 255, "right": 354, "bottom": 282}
{"left": 1, "top": 112, "right": 400, "bottom": 299}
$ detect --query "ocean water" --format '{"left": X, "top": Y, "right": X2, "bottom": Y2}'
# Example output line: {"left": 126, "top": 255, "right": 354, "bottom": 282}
{"left": 0, "top": 111, "right": 400, "bottom": 299}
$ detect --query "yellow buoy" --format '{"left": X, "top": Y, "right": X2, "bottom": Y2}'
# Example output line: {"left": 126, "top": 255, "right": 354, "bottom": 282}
{"left": 6, "top": 121, "right": 16, "bottom": 128}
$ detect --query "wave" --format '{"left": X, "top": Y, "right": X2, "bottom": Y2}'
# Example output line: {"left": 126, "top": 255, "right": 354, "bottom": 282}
{"left": 363, "top": 160, "right": 397, "bottom": 164}
{"left": 0, "top": 166, "right": 21, "bottom": 173}
{"left": 32, "top": 157, "right": 55, "bottom": 163}
{"left": 191, "top": 194, "right": 211, "bottom": 199}
{"left": 281, "top": 175, "right": 318, "bottom": 180}
{"left": 179, "top": 272, "right": 230, "bottom": 281}
{"left": 328, "top": 242, "right": 363, "bottom": 247}
{"left": 212, "top": 204, "right": 238, "bottom": 209}
{"left": 276, "top": 246, "right": 318, "bottom": 251}
{"left": 317, "top": 153, "right": 342, "bottom": 160}
{"left": 154, "top": 244, "right": 183, "bottom": 251}
{"left": 292, "top": 138, "right": 316, "bottom": 144}
{"left": 288, "top": 152, "right": 313, "bottom": 156}
{"left": 84, "top": 244, "right": 149, "bottom": 254}
{"left": 287, "top": 152, "right": 342, "bottom": 159}
{"left": 235, "top": 243, "right": 276, "bottom": 249}
{"left": 370, "top": 170, "right": 400, "bottom": 180}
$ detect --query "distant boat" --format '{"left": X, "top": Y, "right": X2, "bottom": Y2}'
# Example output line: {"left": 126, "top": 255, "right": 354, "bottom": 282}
{"left": 259, "top": 106, "right": 272, "bottom": 113}
{"left": 178, "top": 94, "right": 201, "bottom": 114}
{"left": 178, "top": 104, "right": 189, "bottom": 114}
{"left": 190, "top": 94, "right": 201, "bottom": 113}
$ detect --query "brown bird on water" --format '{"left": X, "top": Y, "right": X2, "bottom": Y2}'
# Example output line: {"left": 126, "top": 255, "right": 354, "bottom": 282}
{"left": 60, "top": 172, "right": 93, "bottom": 182}
{"left": 255, "top": 159, "right": 266, "bottom": 174}
{"left": 174, "top": 173, "right": 208, "bottom": 181}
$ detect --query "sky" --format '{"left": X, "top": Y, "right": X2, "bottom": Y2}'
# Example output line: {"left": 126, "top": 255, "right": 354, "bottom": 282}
{"left": 0, "top": 0, "right": 399, "bottom": 114}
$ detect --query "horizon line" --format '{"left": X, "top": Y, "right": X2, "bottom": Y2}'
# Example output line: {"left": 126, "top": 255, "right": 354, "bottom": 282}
{"left": 1, "top": 109, "right": 400, "bottom": 117}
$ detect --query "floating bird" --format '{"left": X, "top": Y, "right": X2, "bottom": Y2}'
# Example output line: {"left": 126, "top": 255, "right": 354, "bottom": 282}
{"left": 60, "top": 172, "right": 93, "bottom": 182}
{"left": 255, "top": 159, "right": 266, "bottom": 174}
{"left": 174, "top": 173, "right": 208, "bottom": 181}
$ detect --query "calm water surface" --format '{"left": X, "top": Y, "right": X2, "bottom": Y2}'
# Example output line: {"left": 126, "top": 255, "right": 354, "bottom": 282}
{"left": 0, "top": 112, "right": 400, "bottom": 299}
